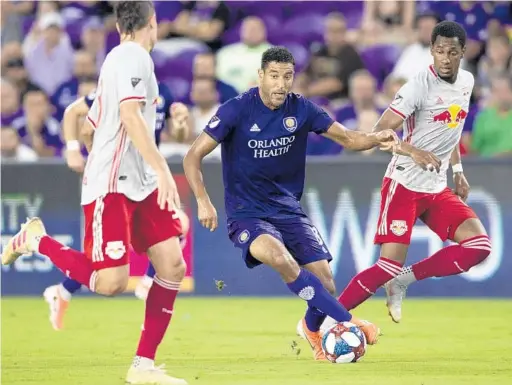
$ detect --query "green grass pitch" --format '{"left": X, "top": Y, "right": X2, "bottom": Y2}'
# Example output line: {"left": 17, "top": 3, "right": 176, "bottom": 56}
{"left": 2, "top": 297, "right": 512, "bottom": 385}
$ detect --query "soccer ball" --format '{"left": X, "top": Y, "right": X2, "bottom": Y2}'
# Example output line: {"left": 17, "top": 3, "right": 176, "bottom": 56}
{"left": 321, "top": 322, "right": 367, "bottom": 363}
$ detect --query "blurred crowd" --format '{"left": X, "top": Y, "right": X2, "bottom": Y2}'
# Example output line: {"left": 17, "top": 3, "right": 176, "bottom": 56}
{"left": 1, "top": 0, "right": 511, "bottom": 162}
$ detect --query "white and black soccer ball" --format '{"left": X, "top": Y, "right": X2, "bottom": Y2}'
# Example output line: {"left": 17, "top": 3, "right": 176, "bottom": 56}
{"left": 321, "top": 322, "right": 367, "bottom": 363}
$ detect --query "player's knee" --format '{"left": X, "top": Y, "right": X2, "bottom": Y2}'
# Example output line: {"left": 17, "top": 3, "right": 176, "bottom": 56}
{"left": 268, "top": 249, "right": 297, "bottom": 274}
{"left": 460, "top": 235, "right": 491, "bottom": 271}
{"left": 155, "top": 257, "right": 187, "bottom": 282}
{"left": 99, "top": 278, "right": 128, "bottom": 296}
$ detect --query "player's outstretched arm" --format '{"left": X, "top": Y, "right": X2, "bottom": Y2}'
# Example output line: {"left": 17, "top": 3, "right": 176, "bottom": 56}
{"left": 63, "top": 97, "right": 89, "bottom": 172}
{"left": 183, "top": 132, "right": 219, "bottom": 231}
{"left": 374, "top": 109, "right": 442, "bottom": 172}
{"left": 322, "top": 121, "right": 399, "bottom": 151}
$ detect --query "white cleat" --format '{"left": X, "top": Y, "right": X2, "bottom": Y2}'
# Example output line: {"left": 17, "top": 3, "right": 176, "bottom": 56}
{"left": 296, "top": 318, "right": 306, "bottom": 340}
{"left": 384, "top": 278, "right": 408, "bottom": 323}
{"left": 1, "top": 217, "right": 46, "bottom": 265}
{"left": 134, "top": 276, "right": 153, "bottom": 301}
{"left": 126, "top": 357, "right": 188, "bottom": 385}
{"left": 43, "top": 285, "right": 70, "bottom": 331}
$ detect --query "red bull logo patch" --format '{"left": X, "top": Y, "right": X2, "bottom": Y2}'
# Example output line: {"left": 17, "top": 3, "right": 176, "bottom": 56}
{"left": 432, "top": 104, "right": 468, "bottom": 129}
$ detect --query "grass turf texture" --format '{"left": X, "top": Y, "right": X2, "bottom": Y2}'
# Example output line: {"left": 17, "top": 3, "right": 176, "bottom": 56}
{"left": 2, "top": 297, "right": 512, "bottom": 385}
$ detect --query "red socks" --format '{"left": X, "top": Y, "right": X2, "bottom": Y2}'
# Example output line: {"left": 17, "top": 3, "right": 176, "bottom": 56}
{"left": 38, "top": 236, "right": 96, "bottom": 290}
{"left": 412, "top": 235, "right": 491, "bottom": 280}
{"left": 338, "top": 257, "right": 403, "bottom": 311}
{"left": 136, "top": 276, "right": 181, "bottom": 360}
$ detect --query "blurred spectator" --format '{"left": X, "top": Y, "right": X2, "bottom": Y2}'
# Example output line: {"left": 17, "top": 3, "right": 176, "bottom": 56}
{"left": 167, "top": 1, "right": 230, "bottom": 52}
{"left": 23, "top": 12, "right": 74, "bottom": 95}
{"left": 379, "top": 76, "right": 407, "bottom": 106}
{"left": 52, "top": 50, "right": 97, "bottom": 119}
{"left": 79, "top": 17, "right": 106, "bottom": 71}
{"left": 1, "top": 126, "right": 38, "bottom": 162}
{"left": 471, "top": 75, "right": 512, "bottom": 157}
{"left": 391, "top": 12, "right": 439, "bottom": 81}
{"left": 2, "top": 42, "right": 39, "bottom": 100}
{"left": 216, "top": 16, "right": 272, "bottom": 92}
{"left": 477, "top": 34, "right": 512, "bottom": 97}
{"left": 189, "top": 77, "right": 220, "bottom": 139}
{"left": 0, "top": 1, "right": 33, "bottom": 46}
{"left": 306, "top": 102, "right": 342, "bottom": 156}
{"left": 344, "top": 109, "right": 382, "bottom": 156}
{"left": 336, "top": 70, "right": 383, "bottom": 130}
{"left": 11, "top": 89, "right": 63, "bottom": 157}
{"left": 1, "top": 79, "right": 23, "bottom": 126}
{"left": 186, "top": 52, "right": 238, "bottom": 103}
{"left": 78, "top": 77, "right": 98, "bottom": 99}
{"left": 360, "top": 0, "right": 415, "bottom": 46}
{"left": 296, "top": 13, "right": 365, "bottom": 101}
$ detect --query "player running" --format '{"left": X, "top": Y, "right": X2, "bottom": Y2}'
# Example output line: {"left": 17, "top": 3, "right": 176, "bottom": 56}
{"left": 326, "top": 21, "right": 491, "bottom": 326}
{"left": 43, "top": 80, "right": 190, "bottom": 331}
{"left": 183, "top": 46, "right": 399, "bottom": 361}
{"left": 2, "top": 2, "right": 188, "bottom": 384}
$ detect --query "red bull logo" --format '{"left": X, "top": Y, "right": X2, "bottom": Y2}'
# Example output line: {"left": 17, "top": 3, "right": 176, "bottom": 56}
{"left": 432, "top": 104, "right": 468, "bottom": 128}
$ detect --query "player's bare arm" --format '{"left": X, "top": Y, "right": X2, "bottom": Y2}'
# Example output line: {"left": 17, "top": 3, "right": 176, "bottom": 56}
{"left": 450, "top": 145, "right": 469, "bottom": 201}
{"left": 374, "top": 109, "right": 442, "bottom": 172}
{"left": 80, "top": 120, "right": 94, "bottom": 154}
{"left": 321, "top": 121, "right": 399, "bottom": 151}
{"left": 63, "top": 97, "right": 89, "bottom": 172}
{"left": 183, "top": 132, "right": 219, "bottom": 231}
{"left": 119, "top": 100, "right": 180, "bottom": 211}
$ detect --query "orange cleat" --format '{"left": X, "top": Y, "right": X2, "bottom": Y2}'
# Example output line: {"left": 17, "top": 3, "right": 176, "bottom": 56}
{"left": 43, "top": 285, "right": 70, "bottom": 331}
{"left": 301, "top": 318, "right": 327, "bottom": 361}
{"left": 350, "top": 317, "right": 381, "bottom": 345}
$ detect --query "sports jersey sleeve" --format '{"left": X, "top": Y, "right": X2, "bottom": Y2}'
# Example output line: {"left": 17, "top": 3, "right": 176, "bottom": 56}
{"left": 305, "top": 99, "right": 335, "bottom": 134}
{"left": 117, "top": 52, "right": 150, "bottom": 104}
{"left": 203, "top": 99, "right": 238, "bottom": 143}
{"left": 388, "top": 76, "right": 424, "bottom": 120}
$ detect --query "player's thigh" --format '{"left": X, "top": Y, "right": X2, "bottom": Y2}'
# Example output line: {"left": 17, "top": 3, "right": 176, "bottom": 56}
{"left": 82, "top": 193, "right": 134, "bottom": 295}
{"left": 229, "top": 219, "right": 298, "bottom": 280}
{"left": 303, "top": 260, "right": 336, "bottom": 296}
{"left": 421, "top": 188, "right": 481, "bottom": 243}
{"left": 374, "top": 178, "right": 417, "bottom": 263}
{"left": 132, "top": 189, "right": 183, "bottom": 255}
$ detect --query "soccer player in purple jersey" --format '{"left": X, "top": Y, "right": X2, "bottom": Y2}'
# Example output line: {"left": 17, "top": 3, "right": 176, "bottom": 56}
{"left": 184, "top": 47, "right": 399, "bottom": 360}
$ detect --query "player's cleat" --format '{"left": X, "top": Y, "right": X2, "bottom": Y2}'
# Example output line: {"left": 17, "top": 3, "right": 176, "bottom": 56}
{"left": 1, "top": 217, "right": 46, "bottom": 265}
{"left": 350, "top": 318, "right": 380, "bottom": 345}
{"left": 320, "top": 316, "right": 337, "bottom": 335}
{"left": 43, "top": 285, "right": 70, "bottom": 331}
{"left": 126, "top": 357, "right": 188, "bottom": 385}
{"left": 134, "top": 276, "right": 153, "bottom": 301}
{"left": 384, "top": 278, "right": 408, "bottom": 323}
{"left": 300, "top": 318, "right": 326, "bottom": 361}
{"left": 296, "top": 318, "right": 306, "bottom": 340}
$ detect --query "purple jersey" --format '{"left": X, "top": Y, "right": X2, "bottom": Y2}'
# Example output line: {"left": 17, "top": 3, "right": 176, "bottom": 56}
{"left": 204, "top": 87, "right": 334, "bottom": 219}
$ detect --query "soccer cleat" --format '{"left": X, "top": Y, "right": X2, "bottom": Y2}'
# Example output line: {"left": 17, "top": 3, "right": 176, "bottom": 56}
{"left": 134, "top": 277, "right": 153, "bottom": 301}
{"left": 300, "top": 318, "right": 326, "bottom": 361}
{"left": 350, "top": 318, "right": 380, "bottom": 345}
{"left": 126, "top": 358, "right": 188, "bottom": 385}
{"left": 320, "top": 316, "right": 337, "bottom": 335}
{"left": 1, "top": 217, "right": 46, "bottom": 265}
{"left": 43, "top": 285, "right": 70, "bottom": 331}
{"left": 384, "top": 278, "right": 408, "bottom": 323}
{"left": 296, "top": 318, "right": 306, "bottom": 340}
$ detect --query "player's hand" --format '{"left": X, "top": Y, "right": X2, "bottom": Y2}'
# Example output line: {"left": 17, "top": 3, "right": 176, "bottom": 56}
{"left": 157, "top": 170, "right": 181, "bottom": 211}
{"left": 65, "top": 149, "right": 85, "bottom": 173}
{"left": 197, "top": 196, "right": 218, "bottom": 232}
{"left": 170, "top": 102, "right": 189, "bottom": 124}
{"left": 453, "top": 172, "right": 470, "bottom": 202}
{"left": 375, "top": 129, "right": 400, "bottom": 152}
{"left": 410, "top": 148, "right": 442, "bottom": 173}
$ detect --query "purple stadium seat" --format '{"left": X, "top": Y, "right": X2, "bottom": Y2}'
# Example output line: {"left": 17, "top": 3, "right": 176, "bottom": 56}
{"left": 22, "top": 16, "right": 35, "bottom": 36}
{"left": 154, "top": 1, "right": 182, "bottom": 22}
{"left": 65, "top": 21, "right": 83, "bottom": 47}
{"left": 106, "top": 31, "right": 120, "bottom": 53}
{"left": 162, "top": 77, "right": 190, "bottom": 103}
{"left": 281, "top": 14, "right": 325, "bottom": 46}
{"left": 221, "top": 22, "right": 242, "bottom": 45}
{"left": 361, "top": 44, "right": 403, "bottom": 88}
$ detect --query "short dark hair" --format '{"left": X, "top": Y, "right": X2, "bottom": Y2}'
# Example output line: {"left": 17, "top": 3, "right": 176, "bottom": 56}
{"left": 261, "top": 46, "right": 295, "bottom": 70}
{"left": 431, "top": 21, "right": 466, "bottom": 48}
{"left": 115, "top": 1, "right": 154, "bottom": 35}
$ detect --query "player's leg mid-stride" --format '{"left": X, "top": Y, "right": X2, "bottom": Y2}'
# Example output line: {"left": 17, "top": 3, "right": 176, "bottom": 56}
{"left": 248, "top": 234, "right": 380, "bottom": 360}
{"left": 334, "top": 178, "right": 490, "bottom": 324}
